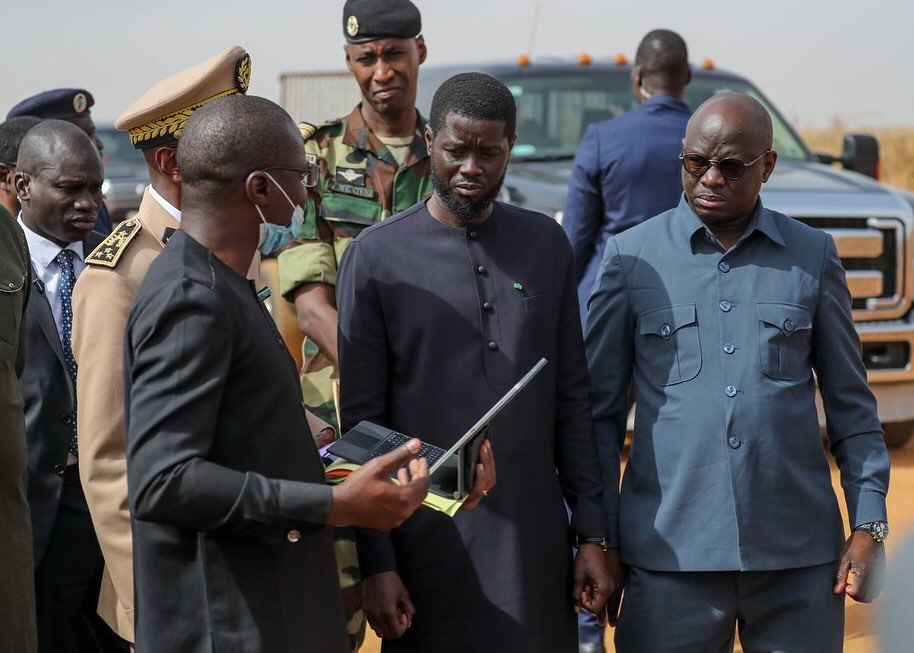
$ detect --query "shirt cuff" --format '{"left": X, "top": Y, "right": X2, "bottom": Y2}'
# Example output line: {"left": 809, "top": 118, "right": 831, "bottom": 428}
{"left": 850, "top": 489, "right": 888, "bottom": 528}
{"left": 278, "top": 242, "right": 338, "bottom": 299}
{"left": 275, "top": 479, "right": 333, "bottom": 531}
{"left": 354, "top": 527, "right": 397, "bottom": 576}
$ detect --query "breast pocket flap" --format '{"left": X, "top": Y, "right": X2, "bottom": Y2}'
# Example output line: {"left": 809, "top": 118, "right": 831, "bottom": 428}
{"left": 757, "top": 302, "right": 812, "bottom": 336}
{"left": 639, "top": 303, "right": 697, "bottom": 339}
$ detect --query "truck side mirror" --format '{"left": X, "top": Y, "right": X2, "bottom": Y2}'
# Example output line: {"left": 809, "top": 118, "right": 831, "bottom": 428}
{"left": 841, "top": 133, "right": 880, "bottom": 180}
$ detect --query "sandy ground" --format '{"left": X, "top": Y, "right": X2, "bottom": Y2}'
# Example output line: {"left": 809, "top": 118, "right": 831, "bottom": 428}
{"left": 359, "top": 444, "right": 914, "bottom": 653}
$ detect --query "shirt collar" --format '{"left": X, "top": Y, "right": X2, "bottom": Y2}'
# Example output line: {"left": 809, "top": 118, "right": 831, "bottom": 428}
{"left": 16, "top": 213, "right": 84, "bottom": 269}
{"left": 148, "top": 185, "right": 181, "bottom": 223}
{"left": 676, "top": 195, "right": 786, "bottom": 251}
{"left": 641, "top": 95, "right": 691, "bottom": 113}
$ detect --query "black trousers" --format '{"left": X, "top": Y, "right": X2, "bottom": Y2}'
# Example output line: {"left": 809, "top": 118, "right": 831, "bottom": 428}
{"left": 34, "top": 465, "right": 128, "bottom": 653}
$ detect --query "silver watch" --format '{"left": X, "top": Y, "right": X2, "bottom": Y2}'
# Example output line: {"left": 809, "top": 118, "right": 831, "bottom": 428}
{"left": 855, "top": 521, "right": 889, "bottom": 543}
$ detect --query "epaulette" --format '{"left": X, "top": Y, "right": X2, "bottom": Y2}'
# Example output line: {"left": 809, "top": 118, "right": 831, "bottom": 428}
{"left": 85, "top": 218, "right": 142, "bottom": 268}
{"left": 298, "top": 121, "right": 318, "bottom": 142}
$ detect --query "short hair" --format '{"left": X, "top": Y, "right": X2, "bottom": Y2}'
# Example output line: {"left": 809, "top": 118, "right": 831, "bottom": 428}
{"left": 0, "top": 117, "right": 41, "bottom": 165}
{"left": 17, "top": 119, "right": 100, "bottom": 174}
{"left": 177, "top": 95, "right": 301, "bottom": 193}
{"left": 429, "top": 72, "right": 516, "bottom": 137}
{"left": 636, "top": 29, "right": 689, "bottom": 87}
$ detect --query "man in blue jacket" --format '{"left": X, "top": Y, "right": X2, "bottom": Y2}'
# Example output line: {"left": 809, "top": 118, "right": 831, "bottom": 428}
{"left": 563, "top": 29, "right": 691, "bottom": 326}
{"left": 586, "top": 92, "right": 890, "bottom": 652}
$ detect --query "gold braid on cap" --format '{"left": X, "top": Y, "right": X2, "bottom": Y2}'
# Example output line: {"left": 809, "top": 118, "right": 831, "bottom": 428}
{"left": 127, "top": 87, "right": 240, "bottom": 146}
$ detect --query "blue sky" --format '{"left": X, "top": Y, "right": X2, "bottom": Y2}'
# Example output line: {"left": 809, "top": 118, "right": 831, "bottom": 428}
{"left": 6, "top": 0, "right": 909, "bottom": 128}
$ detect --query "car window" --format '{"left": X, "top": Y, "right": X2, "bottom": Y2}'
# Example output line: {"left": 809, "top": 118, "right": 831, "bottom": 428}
{"left": 97, "top": 127, "right": 145, "bottom": 170}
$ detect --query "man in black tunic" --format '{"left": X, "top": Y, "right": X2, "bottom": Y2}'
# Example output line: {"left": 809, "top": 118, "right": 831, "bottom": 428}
{"left": 337, "top": 73, "right": 613, "bottom": 653}
{"left": 123, "top": 95, "right": 432, "bottom": 653}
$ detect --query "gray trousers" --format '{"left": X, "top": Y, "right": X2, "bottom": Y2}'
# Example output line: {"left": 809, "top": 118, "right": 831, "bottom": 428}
{"left": 615, "top": 563, "right": 845, "bottom": 653}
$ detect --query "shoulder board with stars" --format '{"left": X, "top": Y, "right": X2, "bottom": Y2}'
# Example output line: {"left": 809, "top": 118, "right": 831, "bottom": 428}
{"left": 85, "top": 218, "right": 142, "bottom": 268}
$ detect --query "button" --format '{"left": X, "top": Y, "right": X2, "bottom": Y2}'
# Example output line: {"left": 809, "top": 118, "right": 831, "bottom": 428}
{"left": 723, "top": 343, "right": 735, "bottom": 354}
{"left": 783, "top": 319, "right": 795, "bottom": 333}
{"left": 725, "top": 385, "right": 737, "bottom": 397}
{"left": 483, "top": 302, "right": 493, "bottom": 312}
{"left": 488, "top": 341, "right": 498, "bottom": 351}
{"left": 469, "top": 230, "right": 479, "bottom": 239}
{"left": 728, "top": 436, "right": 741, "bottom": 449}
{"left": 60, "top": 414, "right": 73, "bottom": 425}
{"left": 287, "top": 530, "right": 301, "bottom": 543}
{"left": 719, "top": 301, "right": 732, "bottom": 312}
{"left": 7, "top": 282, "right": 14, "bottom": 289}
{"left": 660, "top": 324, "right": 672, "bottom": 338}
{"left": 476, "top": 265, "right": 487, "bottom": 275}
{"left": 53, "top": 464, "right": 65, "bottom": 476}
{"left": 718, "top": 261, "right": 731, "bottom": 273}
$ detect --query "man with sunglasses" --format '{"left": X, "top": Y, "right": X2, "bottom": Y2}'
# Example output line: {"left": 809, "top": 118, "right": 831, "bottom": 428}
{"left": 586, "top": 92, "right": 890, "bottom": 652}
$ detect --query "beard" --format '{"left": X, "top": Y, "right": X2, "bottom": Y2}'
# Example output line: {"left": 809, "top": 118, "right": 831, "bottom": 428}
{"left": 429, "top": 165, "right": 505, "bottom": 226}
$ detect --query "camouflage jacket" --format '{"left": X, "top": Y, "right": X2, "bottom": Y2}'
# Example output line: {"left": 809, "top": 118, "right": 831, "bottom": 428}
{"left": 277, "top": 104, "right": 433, "bottom": 299}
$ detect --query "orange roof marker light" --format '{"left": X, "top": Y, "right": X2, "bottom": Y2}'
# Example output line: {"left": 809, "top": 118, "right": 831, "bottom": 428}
{"left": 701, "top": 58, "right": 716, "bottom": 70}
{"left": 613, "top": 53, "right": 628, "bottom": 65}
{"left": 578, "top": 52, "right": 592, "bottom": 66}
{"left": 517, "top": 54, "right": 532, "bottom": 67}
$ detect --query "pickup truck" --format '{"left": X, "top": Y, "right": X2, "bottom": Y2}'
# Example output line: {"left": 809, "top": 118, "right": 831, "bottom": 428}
{"left": 416, "top": 58, "right": 914, "bottom": 447}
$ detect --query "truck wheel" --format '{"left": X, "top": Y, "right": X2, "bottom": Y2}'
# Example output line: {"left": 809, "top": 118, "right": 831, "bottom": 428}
{"left": 882, "top": 421, "right": 914, "bottom": 448}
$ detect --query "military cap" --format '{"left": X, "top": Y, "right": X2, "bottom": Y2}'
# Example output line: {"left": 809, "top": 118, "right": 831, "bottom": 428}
{"left": 343, "top": 0, "right": 421, "bottom": 43}
{"left": 7, "top": 88, "right": 94, "bottom": 120}
{"left": 114, "top": 45, "right": 251, "bottom": 150}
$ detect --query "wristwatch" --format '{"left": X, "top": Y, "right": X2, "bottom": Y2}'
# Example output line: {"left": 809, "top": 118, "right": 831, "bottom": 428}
{"left": 575, "top": 535, "right": 608, "bottom": 552}
{"left": 854, "top": 521, "right": 889, "bottom": 543}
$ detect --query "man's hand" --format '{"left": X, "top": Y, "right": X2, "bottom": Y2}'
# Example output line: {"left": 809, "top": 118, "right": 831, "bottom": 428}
{"left": 313, "top": 426, "right": 336, "bottom": 449}
{"left": 833, "top": 530, "right": 886, "bottom": 603}
{"left": 328, "top": 439, "right": 429, "bottom": 530}
{"left": 604, "top": 548, "right": 625, "bottom": 627}
{"left": 460, "top": 440, "right": 496, "bottom": 511}
{"left": 572, "top": 543, "right": 614, "bottom": 625}
{"left": 363, "top": 571, "right": 415, "bottom": 640}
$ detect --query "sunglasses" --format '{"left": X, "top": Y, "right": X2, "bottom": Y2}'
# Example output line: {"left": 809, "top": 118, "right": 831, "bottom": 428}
{"left": 679, "top": 149, "right": 771, "bottom": 181}
{"left": 260, "top": 164, "right": 320, "bottom": 189}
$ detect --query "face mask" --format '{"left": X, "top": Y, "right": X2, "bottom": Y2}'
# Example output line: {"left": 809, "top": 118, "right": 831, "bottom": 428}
{"left": 256, "top": 171, "right": 305, "bottom": 256}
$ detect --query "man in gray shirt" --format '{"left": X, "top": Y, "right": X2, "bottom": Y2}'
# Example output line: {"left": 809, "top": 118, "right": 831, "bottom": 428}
{"left": 586, "top": 92, "right": 890, "bottom": 652}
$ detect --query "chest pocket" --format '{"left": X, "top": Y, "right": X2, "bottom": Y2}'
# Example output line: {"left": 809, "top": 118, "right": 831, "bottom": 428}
{"left": 0, "top": 272, "right": 26, "bottom": 346}
{"left": 757, "top": 302, "right": 813, "bottom": 381}
{"left": 637, "top": 303, "right": 701, "bottom": 386}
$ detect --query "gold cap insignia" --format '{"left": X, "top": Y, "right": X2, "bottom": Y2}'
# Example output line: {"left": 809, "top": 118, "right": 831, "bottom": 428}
{"left": 346, "top": 15, "right": 359, "bottom": 37}
{"left": 235, "top": 54, "right": 252, "bottom": 93}
{"left": 73, "top": 93, "right": 88, "bottom": 114}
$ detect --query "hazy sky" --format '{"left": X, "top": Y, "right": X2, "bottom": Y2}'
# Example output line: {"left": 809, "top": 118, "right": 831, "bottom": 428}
{"left": 5, "top": 0, "right": 910, "bottom": 128}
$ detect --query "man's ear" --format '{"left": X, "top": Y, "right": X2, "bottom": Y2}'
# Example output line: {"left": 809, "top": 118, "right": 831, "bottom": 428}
{"left": 761, "top": 150, "right": 779, "bottom": 183}
{"left": 344, "top": 44, "right": 355, "bottom": 74}
{"left": 244, "top": 170, "right": 271, "bottom": 206}
{"left": 13, "top": 171, "right": 30, "bottom": 201}
{"left": 424, "top": 123, "right": 434, "bottom": 155}
{"left": 416, "top": 35, "right": 427, "bottom": 65}
{"left": 155, "top": 146, "right": 181, "bottom": 184}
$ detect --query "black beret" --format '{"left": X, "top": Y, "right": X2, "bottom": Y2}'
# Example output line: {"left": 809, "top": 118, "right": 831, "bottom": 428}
{"left": 343, "top": 0, "right": 421, "bottom": 44}
{"left": 7, "top": 88, "right": 95, "bottom": 120}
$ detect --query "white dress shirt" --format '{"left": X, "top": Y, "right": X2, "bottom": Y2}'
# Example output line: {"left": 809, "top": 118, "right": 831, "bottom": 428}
{"left": 148, "top": 185, "right": 181, "bottom": 223}
{"left": 17, "top": 215, "right": 85, "bottom": 341}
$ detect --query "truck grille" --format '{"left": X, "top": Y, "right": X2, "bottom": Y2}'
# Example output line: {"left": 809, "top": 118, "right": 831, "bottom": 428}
{"left": 795, "top": 217, "right": 907, "bottom": 321}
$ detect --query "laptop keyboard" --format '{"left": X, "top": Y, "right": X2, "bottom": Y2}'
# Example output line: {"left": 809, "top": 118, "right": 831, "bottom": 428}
{"left": 364, "top": 432, "right": 447, "bottom": 467}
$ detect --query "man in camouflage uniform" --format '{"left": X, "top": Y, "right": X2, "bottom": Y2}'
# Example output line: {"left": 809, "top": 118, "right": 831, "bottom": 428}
{"left": 278, "top": 0, "right": 432, "bottom": 432}
{"left": 276, "top": 1, "right": 431, "bottom": 649}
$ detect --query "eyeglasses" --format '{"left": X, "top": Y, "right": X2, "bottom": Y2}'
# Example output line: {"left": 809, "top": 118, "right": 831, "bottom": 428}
{"left": 260, "top": 164, "right": 320, "bottom": 189}
{"left": 679, "top": 149, "right": 771, "bottom": 181}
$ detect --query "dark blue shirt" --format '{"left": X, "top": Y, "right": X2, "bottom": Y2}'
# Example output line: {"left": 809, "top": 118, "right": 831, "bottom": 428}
{"left": 563, "top": 96, "right": 691, "bottom": 322}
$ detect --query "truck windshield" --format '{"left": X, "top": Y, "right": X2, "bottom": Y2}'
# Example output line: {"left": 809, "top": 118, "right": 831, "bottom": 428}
{"left": 501, "top": 70, "right": 810, "bottom": 163}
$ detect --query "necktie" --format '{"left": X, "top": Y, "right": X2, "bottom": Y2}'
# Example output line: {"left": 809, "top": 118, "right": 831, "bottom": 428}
{"left": 55, "top": 249, "right": 79, "bottom": 457}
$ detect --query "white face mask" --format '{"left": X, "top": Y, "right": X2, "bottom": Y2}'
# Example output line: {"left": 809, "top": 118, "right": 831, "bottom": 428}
{"left": 256, "top": 171, "right": 305, "bottom": 255}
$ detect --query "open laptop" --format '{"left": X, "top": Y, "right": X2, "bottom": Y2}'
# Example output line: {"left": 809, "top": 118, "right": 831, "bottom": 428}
{"left": 327, "top": 358, "right": 548, "bottom": 499}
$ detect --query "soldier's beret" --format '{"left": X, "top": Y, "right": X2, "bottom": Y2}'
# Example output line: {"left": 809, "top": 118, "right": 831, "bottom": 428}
{"left": 7, "top": 88, "right": 94, "bottom": 120}
{"left": 115, "top": 46, "right": 251, "bottom": 150}
{"left": 343, "top": 0, "right": 421, "bottom": 44}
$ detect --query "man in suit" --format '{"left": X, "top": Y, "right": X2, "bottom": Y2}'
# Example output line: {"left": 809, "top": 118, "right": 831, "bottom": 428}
{"left": 586, "top": 92, "right": 890, "bottom": 652}
{"left": 124, "top": 94, "right": 433, "bottom": 653}
{"left": 8, "top": 89, "right": 113, "bottom": 235}
{"left": 15, "top": 120, "right": 126, "bottom": 652}
{"left": 71, "top": 45, "right": 267, "bottom": 646}
{"left": 0, "top": 203, "right": 37, "bottom": 653}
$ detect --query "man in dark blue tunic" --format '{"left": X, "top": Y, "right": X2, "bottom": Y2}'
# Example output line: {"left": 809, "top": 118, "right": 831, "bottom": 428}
{"left": 337, "top": 73, "right": 614, "bottom": 653}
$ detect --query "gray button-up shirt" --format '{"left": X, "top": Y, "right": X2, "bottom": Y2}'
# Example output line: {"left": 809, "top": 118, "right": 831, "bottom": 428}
{"left": 586, "top": 196, "right": 890, "bottom": 572}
